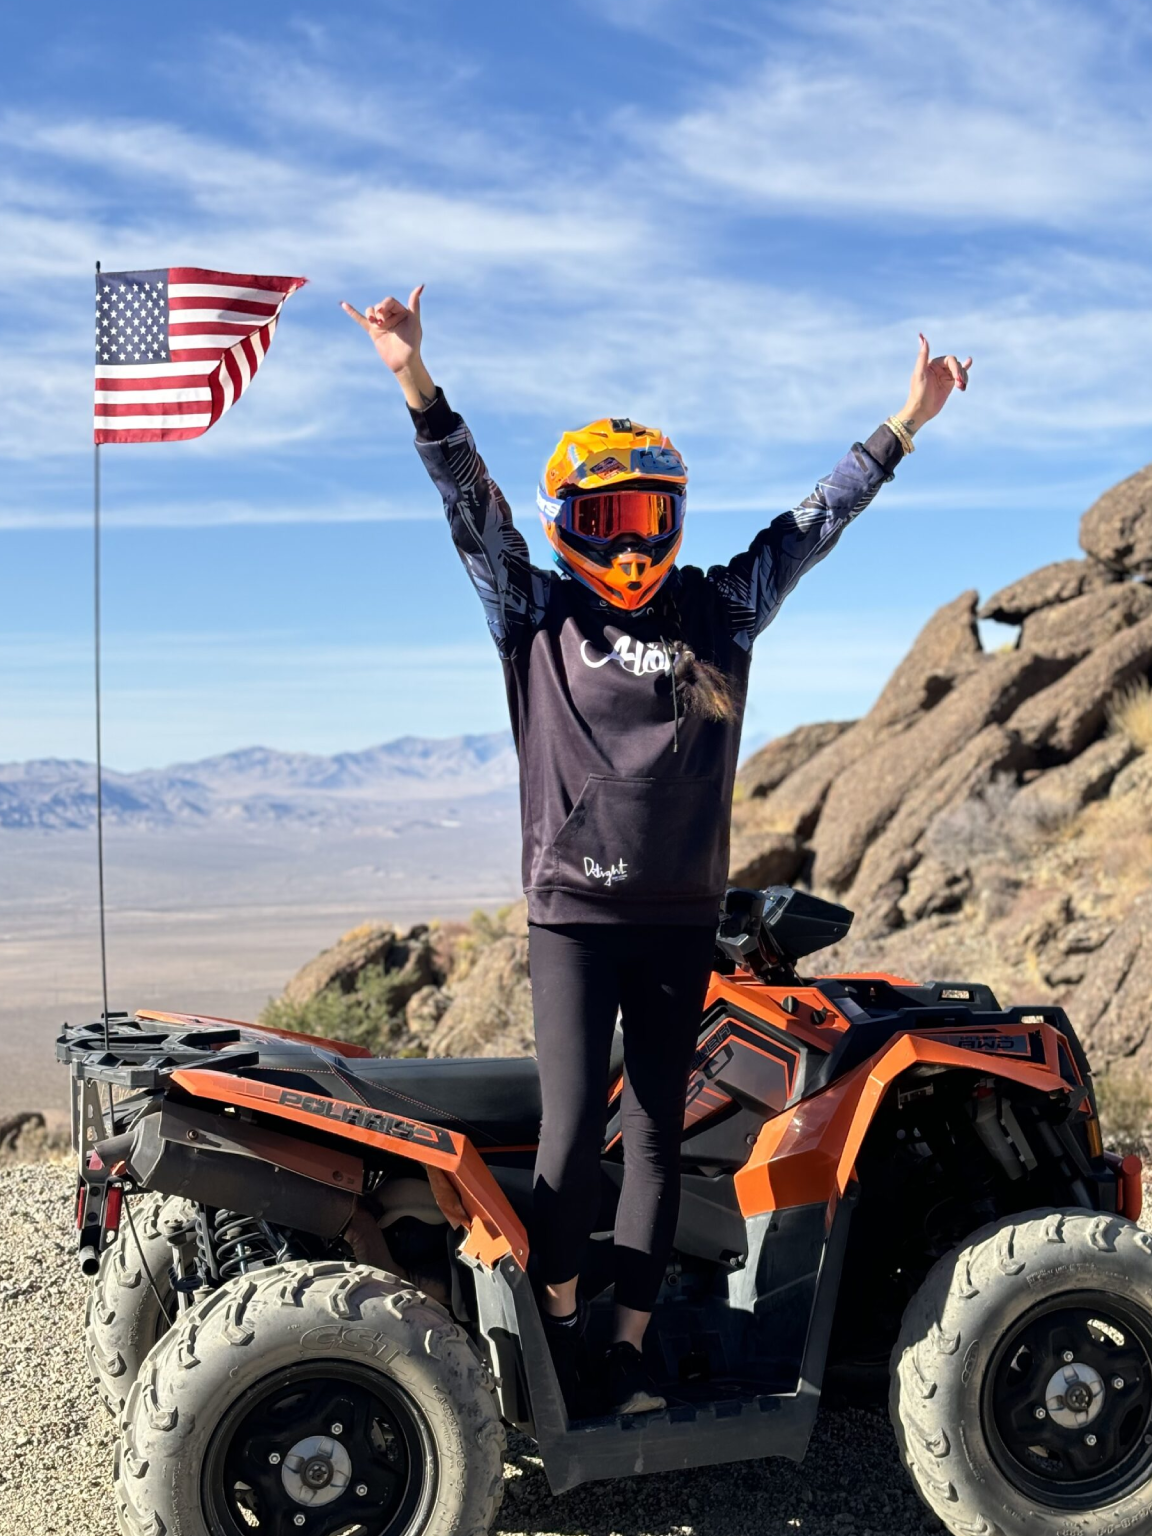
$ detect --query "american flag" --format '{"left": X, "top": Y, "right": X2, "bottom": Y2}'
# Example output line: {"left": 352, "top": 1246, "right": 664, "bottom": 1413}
{"left": 94, "top": 266, "right": 306, "bottom": 444}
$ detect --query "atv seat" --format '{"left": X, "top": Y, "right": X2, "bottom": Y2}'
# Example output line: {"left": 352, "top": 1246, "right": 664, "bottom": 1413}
{"left": 341, "top": 1055, "right": 544, "bottom": 1148}
{"left": 326, "top": 1023, "right": 627, "bottom": 1150}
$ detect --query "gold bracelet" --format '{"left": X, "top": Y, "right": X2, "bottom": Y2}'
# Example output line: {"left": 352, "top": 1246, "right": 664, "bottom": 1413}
{"left": 885, "top": 415, "right": 915, "bottom": 454}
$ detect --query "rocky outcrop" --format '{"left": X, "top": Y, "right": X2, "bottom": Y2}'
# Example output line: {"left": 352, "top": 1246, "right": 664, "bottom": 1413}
{"left": 1080, "top": 463, "right": 1152, "bottom": 577}
{"left": 1012, "top": 735, "right": 1135, "bottom": 824}
{"left": 727, "top": 811, "right": 805, "bottom": 889}
{"left": 846, "top": 724, "right": 1033, "bottom": 932}
{"left": 755, "top": 591, "right": 983, "bottom": 839}
{"left": 811, "top": 651, "right": 1063, "bottom": 892}
{"left": 1005, "top": 614, "right": 1152, "bottom": 760}
{"left": 1019, "top": 582, "right": 1152, "bottom": 663}
{"left": 425, "top": 933, "right": 533, "bottom": 1058}
{"left": 735, "top": 721, "right": 853, "bottom": 800}
{"left": 280, "top": 922, "right": 438, "bottom": 1010}
{"left": 1068, "top": 896, "right": 1152, "bottom": 1070}
{"left": 979, "top": 559, "right": 1116, "bottom": 624}
{"left": 868, "top": 590, "right": 984, "bottom": 727}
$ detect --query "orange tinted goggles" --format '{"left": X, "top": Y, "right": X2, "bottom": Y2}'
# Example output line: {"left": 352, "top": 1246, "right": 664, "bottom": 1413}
{"left": 561, "top": 490, "right": 685, "bottom": 544}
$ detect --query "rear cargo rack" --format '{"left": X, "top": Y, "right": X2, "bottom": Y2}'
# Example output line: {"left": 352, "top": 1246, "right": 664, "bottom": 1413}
{"left": 57, "top": 1014, "right": 260, "bottom": 1089}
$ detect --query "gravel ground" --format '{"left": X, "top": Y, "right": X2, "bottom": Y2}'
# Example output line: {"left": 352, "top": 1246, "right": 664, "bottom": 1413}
{"left": 0, "top": 1158, "right": 934, "bottom": 1536}
{"left": 4, "top": 1158, "right": 1146, "bottom": 1536}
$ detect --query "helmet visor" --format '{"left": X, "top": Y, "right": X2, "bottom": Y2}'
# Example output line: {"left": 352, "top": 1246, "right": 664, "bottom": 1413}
{"left": 561, "top": 490, "right": 684, "bottom": 545}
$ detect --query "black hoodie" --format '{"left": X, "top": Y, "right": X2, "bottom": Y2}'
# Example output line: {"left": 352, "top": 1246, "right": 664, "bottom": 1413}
{"left": 411, "top": 391, "right": 903, "bottom": 926}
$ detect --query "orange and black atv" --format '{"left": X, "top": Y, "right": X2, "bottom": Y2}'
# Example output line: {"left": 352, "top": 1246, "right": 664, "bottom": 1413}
{"left": 62, "top": 885, "right": 1152, "bottom": 1536}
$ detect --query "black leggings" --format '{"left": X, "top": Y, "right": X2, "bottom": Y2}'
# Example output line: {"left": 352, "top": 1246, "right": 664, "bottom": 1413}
{"left": 529, "top": 921, "right": 715, "bottom": 1313}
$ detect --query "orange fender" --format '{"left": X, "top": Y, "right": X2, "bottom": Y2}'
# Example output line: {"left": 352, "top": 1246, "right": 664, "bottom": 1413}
{"left": 170, "top": 1068, "right": 528, "bottom": 1270}
{"left": 734, "top": 1029, "right": 1070, "bottom": 1218}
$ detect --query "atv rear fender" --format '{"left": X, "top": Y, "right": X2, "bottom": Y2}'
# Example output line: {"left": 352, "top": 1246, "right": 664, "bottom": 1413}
{"left": 735, "top": 1025, "right": 1083, "bottom": 1218}
{"left": 138, "top": 1008, "right": 373, "bottom": 1058}
{"left": 166, "top": 1067, "right": 528, "bottom": 1269}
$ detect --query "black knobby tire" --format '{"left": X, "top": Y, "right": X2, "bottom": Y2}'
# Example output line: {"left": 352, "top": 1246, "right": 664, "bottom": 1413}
{"left": 114, "top": 1259, "right": 506, "bottom": 1536}
{"left": 85, "top": 1193, "right": 195, "bottom": 1415}
{"left": 891, "top": 1208, "right": 1152, "bottom": 1536}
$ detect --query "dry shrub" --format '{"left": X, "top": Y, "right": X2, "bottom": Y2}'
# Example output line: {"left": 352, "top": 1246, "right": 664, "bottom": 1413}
{"left": 925, "top": 775, "right": 1052, "bottom": 867}
{"left": 1095, "top": 1064, "right": 1152, "bottom": 1155}
{"left": 1107, "top": 675, "right": 1152, "bottom": 752}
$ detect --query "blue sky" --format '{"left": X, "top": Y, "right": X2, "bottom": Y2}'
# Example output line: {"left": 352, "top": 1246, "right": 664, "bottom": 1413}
{"left": 3, "top": 0, "right": 1152, "bottom": 770}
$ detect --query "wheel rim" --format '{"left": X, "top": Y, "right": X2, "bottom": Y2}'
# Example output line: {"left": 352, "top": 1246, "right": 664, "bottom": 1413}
{"left": 982, "top": 1291, "right": 1152, "bottom": 1510}
{"left": 202, "top": 1361, "right": 435, "bottom": 1536}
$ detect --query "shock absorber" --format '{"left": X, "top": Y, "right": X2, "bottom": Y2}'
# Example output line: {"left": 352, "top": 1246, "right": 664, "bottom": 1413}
{"left": 212, "top": 1210, "right": 278, "bottom": 1281}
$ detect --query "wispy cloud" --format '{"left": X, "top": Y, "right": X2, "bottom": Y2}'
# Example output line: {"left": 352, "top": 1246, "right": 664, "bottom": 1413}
{"left": 641, "top": 0, "right": 1152, "bottom": 227}
{"left": 3, "top": 1, "right": 1151, "bottom": 504}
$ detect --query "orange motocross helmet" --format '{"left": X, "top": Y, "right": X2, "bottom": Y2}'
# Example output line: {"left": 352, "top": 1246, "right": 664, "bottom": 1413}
{"left": 536, "top": 417, "right": 687, "bottom": 610}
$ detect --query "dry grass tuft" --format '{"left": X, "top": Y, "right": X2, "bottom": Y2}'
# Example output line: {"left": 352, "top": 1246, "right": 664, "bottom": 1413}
{"left": 1107, "top": 675, "right": 1152, "bottom": 752}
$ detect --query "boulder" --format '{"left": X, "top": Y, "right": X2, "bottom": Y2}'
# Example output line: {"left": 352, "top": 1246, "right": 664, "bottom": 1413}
{"left": 812, "top": 651, "right": 1064, "bottom": 892}
{"left": 727, "top": 804, "right": 805, "bottom": 888}
{"left": 1019, "top": 582, "right": 1152, "bottom": 663}
{"left": 757, "top": 591, "right": 982, "bottom": 837}
{"left": 1012, "top": 734, "right": 1136, "bottom": 823}
{"left": 1080, "top": 463, "right": 1152, "bottom": 577}
{"left": 1005, "top": 613, "right": 1152, "bottom": 760}
{"left": 846, "top": 724, "right": 1032, "bottom": 932}
{"left": 425, "top": 933, "right": 534, "bottom": 1058}
{"left": 978, "top": 559, "right": 1117, "bottom": 624}
{"left": 1068, "top": 894, "right": 1152, "bottom": 1069}
{"left": 735, "top": 721, "right": 853, "bottom": 800}
{"left": 280, "top": 922, "right": 438, "bottom": 1010}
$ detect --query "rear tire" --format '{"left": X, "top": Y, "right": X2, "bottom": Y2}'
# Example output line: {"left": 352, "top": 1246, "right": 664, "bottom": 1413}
{"left": 891, "top": 1209, "right": 1152, "bottom": 1536}
{"left": 114, "top": 1259, "right": 506, "bottom": 1536}
{"left": 85, "top": 1192, "right": 195, "bottom": 1415}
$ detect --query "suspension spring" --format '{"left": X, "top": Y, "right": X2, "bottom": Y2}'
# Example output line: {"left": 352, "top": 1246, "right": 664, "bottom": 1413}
{"left": 212, "top": 1209, "right": 277, "bottom": 1281}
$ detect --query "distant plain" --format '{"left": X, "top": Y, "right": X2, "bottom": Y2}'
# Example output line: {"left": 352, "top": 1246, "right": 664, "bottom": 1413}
{"left": 0, "top": 736, "right": 522, "bottom": 1116}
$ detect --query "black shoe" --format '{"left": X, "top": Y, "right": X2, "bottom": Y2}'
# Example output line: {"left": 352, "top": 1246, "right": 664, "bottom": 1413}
{"left": 542, "top": 1301, "right": 587, "bottom": 1413}
{"left": 605, "top": 1341, "right": 666, "bottom": 1415}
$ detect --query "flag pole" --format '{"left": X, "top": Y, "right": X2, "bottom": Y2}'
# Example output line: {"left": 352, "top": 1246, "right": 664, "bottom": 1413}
{"left": 94, "top": 259, "right": 110, "bottom": 1050}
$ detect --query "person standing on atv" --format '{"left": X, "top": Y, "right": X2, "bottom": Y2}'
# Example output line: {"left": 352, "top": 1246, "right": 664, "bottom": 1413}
{"left": 344, "top": 287, "right": 971, "bottom": 1414}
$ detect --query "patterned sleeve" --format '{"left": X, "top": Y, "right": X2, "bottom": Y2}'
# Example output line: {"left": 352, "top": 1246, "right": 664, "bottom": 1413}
{"left": 410, "top": 390, "right": 549, "bottom": 655}
{"left": 707, "top": 425, "right": 904, "bottom": 647}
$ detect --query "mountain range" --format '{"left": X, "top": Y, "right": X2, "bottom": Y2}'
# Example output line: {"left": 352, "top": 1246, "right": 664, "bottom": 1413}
{"left": 0, "top": 732, "right": 519, "bottom": 831}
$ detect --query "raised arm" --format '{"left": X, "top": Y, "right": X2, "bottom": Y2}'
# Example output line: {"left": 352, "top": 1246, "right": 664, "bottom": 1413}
{"left": 711, "top": 335, "right": 972, "bottom": 644}
{"left": 343, "top": 287, "right": 545, "bottom": 656}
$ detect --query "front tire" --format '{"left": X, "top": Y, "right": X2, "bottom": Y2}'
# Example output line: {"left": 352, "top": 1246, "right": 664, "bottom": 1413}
{"left": 114, "top": 1260, "right": 506, "bottom": 1536}
{"left": 892, "top": 1209, "right": 1152, "bottom": 1536}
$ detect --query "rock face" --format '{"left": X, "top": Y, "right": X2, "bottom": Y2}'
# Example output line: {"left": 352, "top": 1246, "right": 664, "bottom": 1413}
{"left": 269, "top": 455, "right": 1152, "bottom": 1073}
{"left": 727, "top": 815, "right": 805, "bottom": 889}
{"left": 754, "top": 591, "right": 983, "bottom": 840}
{"left": 1019, "top": 582, "right": 1152, "bottom": 663}
{"left": 1012, "top": 736, "right": 1135, "bottom": 824}
{"left": 735, "top": 721, "right": 853, "bottom": 800}
{"left": 811, "top": 650, "right": 1063, "bottom": 892}
{"left": 979, "top": 559, "right": 1116, "bottom": 624}
{"left": 1006, "top": 614, "right": 1152, "bottom": 760}
{"left": 1080, "top": 463, "right": 1152, "bottom": 576}
{"left": 1068, "top": 897, "right": 1152, "bottom": 1070}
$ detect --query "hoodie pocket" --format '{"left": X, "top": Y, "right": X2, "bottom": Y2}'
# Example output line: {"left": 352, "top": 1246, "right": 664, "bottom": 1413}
{"left": 550, "top": 775, "right": 724, "bottom": 901}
